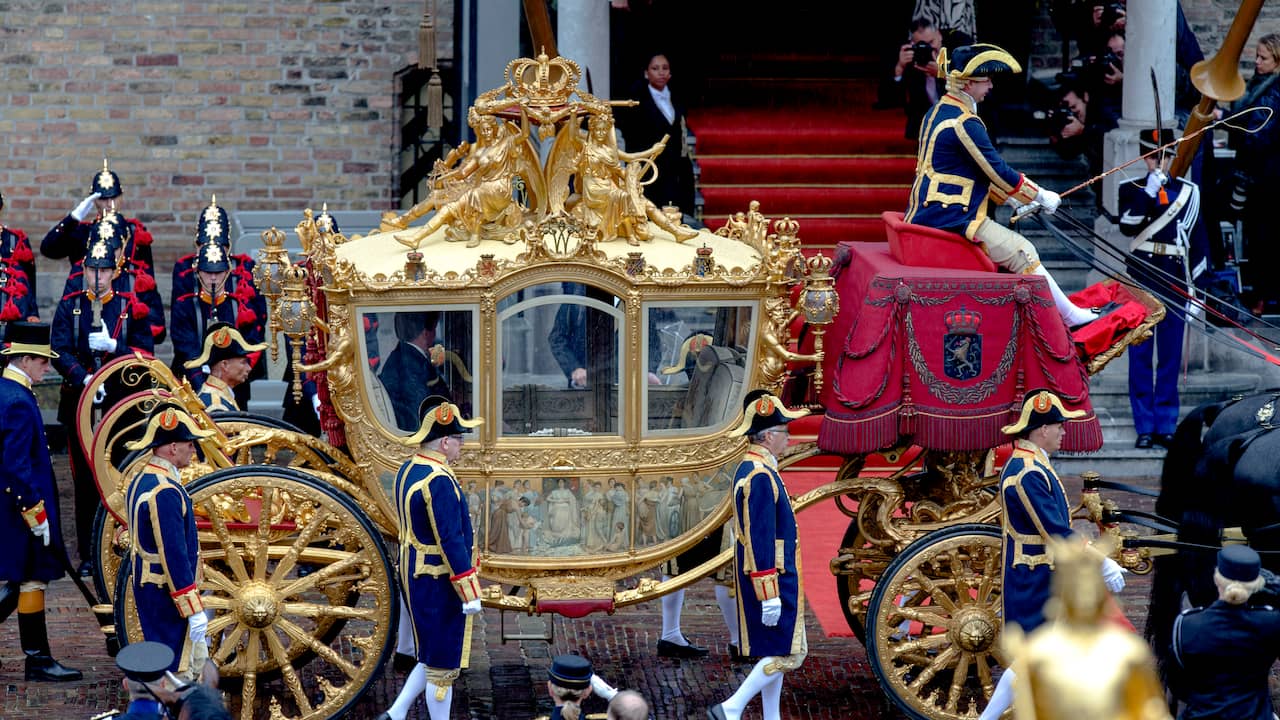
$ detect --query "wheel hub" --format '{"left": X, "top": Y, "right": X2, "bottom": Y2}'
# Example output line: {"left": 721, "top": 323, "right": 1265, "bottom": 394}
{"left": 235, "top": 581, "right": 280, "bottom": 629}
{"left": 949, "top": 605, "right": 997, "bottom": 653}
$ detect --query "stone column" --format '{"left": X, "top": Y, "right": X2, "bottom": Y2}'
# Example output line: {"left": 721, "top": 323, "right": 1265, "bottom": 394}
{"left": 558, "top": 0, "right": 612, "bottom": 99}
{"left": 1100, "top": 0, "right": 1175, "bottom": 215}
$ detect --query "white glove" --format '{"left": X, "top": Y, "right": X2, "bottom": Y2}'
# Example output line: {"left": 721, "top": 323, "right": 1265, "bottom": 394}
{"left": 71, "top": 193, "right": 101, "bottom": 222}
{"left": 1143, "top": 171, "right": 1168, "bottom": 199}
{"left": 461, "top": 598, "right": 482, "bottom": 616}
{"left": 761, "top": 597, "right": 782, "bottom": 627}
{"left": 83, "top": 373, "right": 94, "bottom": 387}
{"left": 88, "top": 329, "right": 117, "bottom": 353}
{"left": 187, "top": 612, "right": 209, "bottom": 642}
{"left": 311, "top": 393, "right": 322, "bottom": 420}
{"left": 1101, "top": 557, "right": 1126, "bottom": 593}
{"left": 94, "top": 384, "right": 107, "bottom": 406}
{"left": 30, "top": 519, "right": 50, "bottom": 547}
{"left": 1035, "top": 188, "right": 1061, "bottom": 215}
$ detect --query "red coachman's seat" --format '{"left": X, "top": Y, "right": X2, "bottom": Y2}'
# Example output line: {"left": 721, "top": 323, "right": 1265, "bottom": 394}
{"left": 881, "top": 211, "right": 997, "bottom": 273}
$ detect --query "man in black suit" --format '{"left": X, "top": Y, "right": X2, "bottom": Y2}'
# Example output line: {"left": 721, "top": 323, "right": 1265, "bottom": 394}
{"left": 378, "top": 311, "right": 446, "bottom": 432}
{"left": 617, "top": 52, "right": 697, "bottom": 218}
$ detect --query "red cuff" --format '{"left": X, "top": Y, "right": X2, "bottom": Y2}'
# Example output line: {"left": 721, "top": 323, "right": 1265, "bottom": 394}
{"left": 749, "top": 568, "right": 779, "bottom": 601}
{"left": 451, "top": 567, "right": 482, "bottom": 603}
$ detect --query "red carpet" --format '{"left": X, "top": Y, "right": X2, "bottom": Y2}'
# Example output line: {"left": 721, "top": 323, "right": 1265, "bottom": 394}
{"left": 786, "top": 469, "right": 859, "bottom": 638}
{"left": 691, "top": 94, "right": 916, "bottom": 251}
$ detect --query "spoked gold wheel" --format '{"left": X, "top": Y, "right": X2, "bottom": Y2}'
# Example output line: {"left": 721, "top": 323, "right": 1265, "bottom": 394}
{"left": 115, "top": 466, "right": 397, "bottom": 720}
{"left": 865, "top": 524, "right": 1004, "bottom": 720}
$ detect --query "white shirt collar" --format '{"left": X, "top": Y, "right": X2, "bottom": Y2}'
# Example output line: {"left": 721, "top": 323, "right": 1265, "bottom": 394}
{"left": 648, "top": 84, "right": 675, "bottom": 124}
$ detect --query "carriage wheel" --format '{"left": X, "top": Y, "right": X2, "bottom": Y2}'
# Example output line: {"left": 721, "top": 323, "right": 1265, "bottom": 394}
{"left": 865, "top": 524, "right": 1004, "bottom": 720}
{"left": 114, "top": 466, "right": 397, "bottom": 720}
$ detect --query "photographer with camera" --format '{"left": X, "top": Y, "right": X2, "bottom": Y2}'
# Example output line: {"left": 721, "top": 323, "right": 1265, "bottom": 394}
{"left": 1044, "top": 81, "right": 1115, "bottom": 183}
{"left": 887, "top": 18, "right": 944, "bottom": 141}
{"left": 1072, "top": 31, "right": 1124, "bottom": 130}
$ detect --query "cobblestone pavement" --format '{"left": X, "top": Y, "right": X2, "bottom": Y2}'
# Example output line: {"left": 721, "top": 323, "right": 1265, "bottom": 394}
{"left": 0, "top": 464, "right": 1207, "bottom": 719}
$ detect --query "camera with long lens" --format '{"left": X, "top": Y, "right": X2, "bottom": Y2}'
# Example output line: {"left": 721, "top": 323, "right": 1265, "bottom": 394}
{"left": 1034, "top": 104, "right": 1077, "bottom": 135}
{"left": 911, "top": 41, "right": 935, "bottom": 68}
{"left": 1072, "top": 50, "right": 1122, "bottom": 81}
{"left": 1099, "top": 1, "right": 1125, "bottom": 30}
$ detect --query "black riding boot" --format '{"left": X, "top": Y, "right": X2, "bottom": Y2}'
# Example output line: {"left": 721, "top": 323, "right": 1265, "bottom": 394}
{"left": 0, "top": 581, "right": 19, "bottom": 624}
{"left": 19, "top": 610, "right": 82, "bottom": 681}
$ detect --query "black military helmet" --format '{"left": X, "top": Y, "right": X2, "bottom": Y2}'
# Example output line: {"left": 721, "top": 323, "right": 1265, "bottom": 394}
{"left": 84, "top": 214, "right": 126, "bottom": 270}
{"left": 91, "top": 158, "right": 123, "bottom": 199}
{"left": 195, "top": 195, "right": 231, "bottom": 248}
{"left": 195, "top": 238, "right": 230, "bottom": 274}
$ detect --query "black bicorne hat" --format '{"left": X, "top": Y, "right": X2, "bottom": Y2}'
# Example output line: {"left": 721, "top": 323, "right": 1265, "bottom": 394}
{"left": 1217, "top": 545, "right": 1261, "bottom": 583}
{"left": 1138, "top": 127, "right": 1177, "bottom": 152}
{"left": 91, "top": 158, "right": 123, "bottom": 199}
{"left": 1001, "top": 388, "right": 1086, "bottom": 435}
{"left": 116, "top": 641, "right": 174, "bottom": 683}
{"left": 729, "top": 388, "right": 809, "bottom": 437}
{"left": 940, "top": 43, "right": 1023, "bottom": 80}
{"left": 124, "top": 400, "right": 216, "bottom": 451}
{"left": 183, "top": 322, "right": 267, "bottom": 370}
{"left": 84, "top": 214, "right": 125, "bottom": 270}
{"left": 195, "top": 238, "right": 230, "bottom": 274}
{"left": 548, "top": 654, "right": 592, "bottom": 690}
{"left": 397, "top": 394, "right": 484, "bottom": 446}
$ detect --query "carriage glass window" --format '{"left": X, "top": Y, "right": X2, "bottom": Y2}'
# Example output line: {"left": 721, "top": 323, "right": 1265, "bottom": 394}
{"left": 498, "top": 282, "right": 622, "bottom": 436}
{"left": 644, "top": 302, "right": 754, "bottom": 434}
{"left": 359, "top": 306, "right": 477, "bottom": 437}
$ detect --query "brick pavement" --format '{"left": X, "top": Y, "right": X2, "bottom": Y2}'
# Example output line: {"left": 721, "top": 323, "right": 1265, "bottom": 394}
{"left": 0, "top": 461, "right": 1223, "bottom": 719}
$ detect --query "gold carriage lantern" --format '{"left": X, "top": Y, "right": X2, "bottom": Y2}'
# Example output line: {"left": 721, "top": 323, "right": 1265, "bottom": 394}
{"left": 800, "top": 252, "right": 838, "bottom": 393}
{"left": 253, "top": 227, "right": 290, "bottom": 363}
{"left": 277, "top": 262, "right": 315, "bottom": 402}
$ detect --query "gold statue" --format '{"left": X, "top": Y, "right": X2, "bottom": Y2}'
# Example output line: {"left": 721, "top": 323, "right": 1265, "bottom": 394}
{"left": 552, "top": 112, "right": 697, "bottom": 245}
{"left": 1009, "top": 537, "right": 1171, "bottom": 720}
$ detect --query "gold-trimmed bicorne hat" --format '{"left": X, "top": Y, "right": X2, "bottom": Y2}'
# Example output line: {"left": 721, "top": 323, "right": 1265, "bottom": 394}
{"left": 729, "top": 389, "right": 809, "bottom": 437}
{"left": 1000, "top": 389, "right": 1085, "bottom": 435}
{"left": 125, "top": 400, "right": 216, "bottom": 451}
{"left": 938, "top": 43, "right": 1022, "bottom": 94}
{"left": 396, "top": 394, "right": 484, "bottom": 447}
{"left": 183, "top": 322, "right": 267, "bottom": 370}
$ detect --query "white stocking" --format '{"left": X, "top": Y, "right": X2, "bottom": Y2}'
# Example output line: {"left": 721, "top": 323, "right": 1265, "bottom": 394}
{"left": 759, "top": 669, "right": 785, "bottom": 720}
{"left": 719, "top": 658, "right": 775, "bottom": 719}
{"left": 386, "top": 663, "right": 427, "bottom": 720}
{"left": 978, "top": 667, "right": 1015, "bottom": 720}
{"left": 1032, "top": 265, "right": 1096, "bottom": 326}
{"left": 396, "top": 597, "right": 416, "bottom": 656}
{"left": 425, "top": 682, "right": 453, "bottom": 720}
{"left": 714, "top": 583, "right": 740, "bottom": 646}
{"left": 660, "top": 577, "right": 687, "bottom": 644}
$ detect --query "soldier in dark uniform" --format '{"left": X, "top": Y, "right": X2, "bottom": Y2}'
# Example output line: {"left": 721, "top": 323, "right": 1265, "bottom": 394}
{"left": 978, "top": 389, "right": 1127, "bottom": 720}
{"left": 0, "top": 188, "right": 40, "bottom": 321}
{"left": 170, "top": 210, "right": 267, "bottom": 410}
{"left": 1118, "top": 128, "right": 1206, "bottom": 449}
{"left": 123, "top": 401, "right": 215, "bottom": 678}
{"left": 184, "top": 322, "right": 268, "bottom": 414}
{"left": 52, "top": 216, "right": 157, "bottom": 578}
{"left": 708, "top": 390, "right": 808, "bottom": 720}
{"left": 376, "top": 396, "right": 484, "bottom": 720}
{"left": 42, "top": 160, "right": 162, "bottom": 342}
{"left": 906, "top": 44, "right": 1104, "bottom": 328}
{"left": 0, "top": 321, "right": 81, "bottom": 681}
{"left": 112, "top": 641, "right": 183, "bottom": 719}
{"left": 1172, "top": 545, "right": 1280, "bottom": 720}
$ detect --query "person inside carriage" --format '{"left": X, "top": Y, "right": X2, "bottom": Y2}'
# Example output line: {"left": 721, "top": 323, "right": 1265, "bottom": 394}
{"left": 170, "top": 198, "right": 267, "bottom": 410}
{"left": 185, "top": 321, "right": 268, "bottom": 414}
{"left": 905, "top": 43, "right": 1114, "bottom": 329}
{"left": 50, "top": 214, "right": 158, "bottom": 580}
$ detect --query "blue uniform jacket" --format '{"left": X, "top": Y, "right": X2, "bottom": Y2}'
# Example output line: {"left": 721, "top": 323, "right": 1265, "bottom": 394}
{"left": 169, "top": 260, "right": 266, "bottom": 390}
{"left": 52, "top": 270, "right": 157, "bottom": 424}
{"left": 197, "top": 374, "right": 239, "bottom": 413}
{"left": 999, "top": 438, "right": 1072, "bottom": 634}
{"left": 732, "top": 445, "right": 804, "bottom": 658}
{"left": 126, "top": 458, "right": 202, "bottom": 672}
{"left": 395, "top": 450, "right": 476, "bottom": 669}
{"left": 1173, "top": 599, "right": 1280, "bottom": 719}
{"left": 0, "top": 226, "right": 38, "bottom": 314}
{"left": 905, "top": 93, "right": 1039, "bottom": 240}
{"left": 0, "top": 370, "right": 66, "bottom": 583}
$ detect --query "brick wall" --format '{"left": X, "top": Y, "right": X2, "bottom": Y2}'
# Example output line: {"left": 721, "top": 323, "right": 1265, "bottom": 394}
{"left": 0, "top": 0, "right": 434, "bottom": 275}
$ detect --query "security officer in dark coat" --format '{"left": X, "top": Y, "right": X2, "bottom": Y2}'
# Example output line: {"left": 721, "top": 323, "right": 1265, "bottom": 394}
{"left": 170, "top": 206, "right": 267, "bottom": 410}
{"left": 708, "top": 390, "right": 808, "bottom": 720}
{"left": 124, "top": 401, "right": 215, "bottom": 677}
{"left": 1172, "top": 545, "right": 1280, "bottom": 720}
{"left": 185, "top": 322, "right": 268, "bottom": 414}
{"left": 617, "top": 52, "right": 696, "bottom": 216}
{"left": 376, "top": 395, "right": 484, "bottom": 720}
{"left": 0, "top": 188, "right": 40, "bottom": 321}
{"left": 0, "top": 321, "right": 81, "bottom": 681}
{"left": 42, "top": 160, "right": 162, "bottom": 342}
{"left": 111, "top": 641, "right": 183, "bottom": 719}
{"left": 52, "top": 215, "right": 157, "bottom": 578}
{"left": 1118, "top": 128, "right": 1206, "bottom": 450}
{"left": 979, "top": 388, "right": 1127, "bottom": 720}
